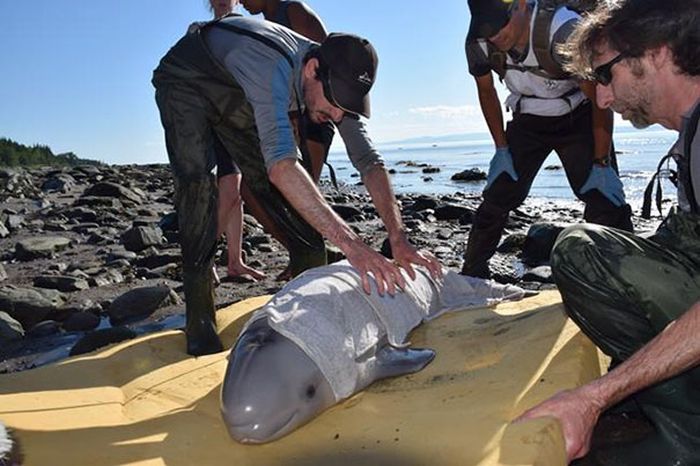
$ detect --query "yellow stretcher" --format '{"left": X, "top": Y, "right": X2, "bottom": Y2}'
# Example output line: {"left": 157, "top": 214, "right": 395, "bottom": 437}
{"left": 0, "top": 290, "right": 601, "bottom": 465}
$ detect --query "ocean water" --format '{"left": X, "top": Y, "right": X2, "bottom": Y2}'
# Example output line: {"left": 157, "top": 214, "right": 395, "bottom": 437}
{"left": 327, "top": 125, "right": 678, "bottom": 215}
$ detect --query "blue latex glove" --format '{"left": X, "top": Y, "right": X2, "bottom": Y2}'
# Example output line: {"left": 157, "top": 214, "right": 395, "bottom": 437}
{"left": 485, "top": 147, "right": 518, "bottom": 190}
{"left": 580, "top": 164, "right": 626, "bottom": 207}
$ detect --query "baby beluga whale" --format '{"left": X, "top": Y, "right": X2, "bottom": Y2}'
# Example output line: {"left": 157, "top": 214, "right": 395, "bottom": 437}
{"left": 220, "top": 261, "right": 528, "bottom": 444}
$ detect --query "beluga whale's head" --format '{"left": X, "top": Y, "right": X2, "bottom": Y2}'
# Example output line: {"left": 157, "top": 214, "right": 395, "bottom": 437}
{"left": 220, "top": 319, "right": 335, "bottom": 444}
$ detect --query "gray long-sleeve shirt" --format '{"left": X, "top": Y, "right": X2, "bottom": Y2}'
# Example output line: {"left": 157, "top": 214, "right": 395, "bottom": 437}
{"left": 202, "top": 17, "right": 382, "bottom": 174}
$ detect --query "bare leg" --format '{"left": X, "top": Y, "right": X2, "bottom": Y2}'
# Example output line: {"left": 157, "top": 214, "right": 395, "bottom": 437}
{"left": 218, "top": 173, "right": 266, "bottom": 280}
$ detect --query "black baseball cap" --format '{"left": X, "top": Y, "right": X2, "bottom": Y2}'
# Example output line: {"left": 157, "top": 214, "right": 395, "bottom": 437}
{"left": 318, "top": 33, "right": 378, "bottom": 119}
{"left": 467, "top": 0, "right": 512, "bottom": 41}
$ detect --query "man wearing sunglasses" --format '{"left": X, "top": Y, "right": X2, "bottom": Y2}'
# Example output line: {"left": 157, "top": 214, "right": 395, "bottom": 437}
{"left": 462, "top": 0, "right": 633, "bottom": 279}
{"left": 516, "top": 0, "right": 700, "bottom": 463}
{"left": 153, "top": 17, "right": 441, "bottom": 356}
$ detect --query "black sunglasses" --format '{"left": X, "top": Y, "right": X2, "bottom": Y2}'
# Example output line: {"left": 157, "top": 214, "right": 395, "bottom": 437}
{"left": 592, "top": 52, "right": 628, "bottom": 86}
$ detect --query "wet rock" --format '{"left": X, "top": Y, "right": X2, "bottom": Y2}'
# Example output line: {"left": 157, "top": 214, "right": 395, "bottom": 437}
{"left": 121, "top": 226, "right": 164, "bottom": 252}
{"left": 434, "top": 204, "right": 474, "bottom": 221}
{"left": 69, "top": 327, "right": 138, "bottom": 356}
{"left": 544, "top": 165, "right": 562, "bottom": 171}
{"left": 497, "top": 233, "right": 527, "bottom": 254}
{"left": 83, "top": 181, "right": 144, "bottom": 204}
{"left": 138, "top": 263, "right": 179, "bottom": 279}
{"left": 433, "top": 246, "right": 453, "bottom": 258}
{"left": 256, "top": 244, "right": 277, "bottom": 253}
{"left": 0, "top": 263, "right": 6, "bottom": 282}
{"left": 0, "top": 311, "right": 24, "bottom": 341}
{"left": 522, "top": 266, "right": 554, "bottom": 284}
{"left": 62, "top": 206, "right": 98, "bottom": 223}
{"left": 6, "top": 215, "right": 25, "bottom": 232}
{"left": 522, "top": 223, "right": 566, "bottom": 266}
{"left": 106, "top": 249, "right": 138, "bottom": 263}
{"left": 107, "top": 285, "right": 181, "bottom": 326}
{"left": 27, "top": 320, "right": 61, "bottom": 338}
{"left": 422, "top": 166, "right": 440, "bottom": 174}
{"left": 0, "top": 286, "right": 67, "bottom": 329}
{"left": 62, "top": 312, "right": 101, "bottom": 332}
{"left": 33, "top": 275, "right": 90, "bottom": 292}
{"left": 135, "top": 250, "right": 181, "bottom": 269}
{"left": 89, "top": 269, "right": 125, "bottom": 288}
{"left": 406, "top": 197, "right": 438, "bottom": 212}
{"left": 437, "top": 228, "right": 453, "bottom": 240}
{"left": 331, "top": 204, "right": 363, "bottom": 221}
{"left": 451, "top": 168, "right": 487, "bottom": 182}
{"left": 15, "top": 236, "right": 71, "bottom": 261}
{"left": 74, "top": 196, "right": 123, "bottom": 209}
{"left": 41, "top": 173, "right": 76, "bottom": 192}
{"left": 48, "top": 262, "right": 69, "bottom": 273}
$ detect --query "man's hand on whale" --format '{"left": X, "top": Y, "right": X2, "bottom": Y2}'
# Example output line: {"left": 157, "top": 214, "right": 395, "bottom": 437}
{"left": 390, "top": 234, "right": 442, "bottom": 282}
{"left": 269, "top": 158, "right": 441, "bottom": 297}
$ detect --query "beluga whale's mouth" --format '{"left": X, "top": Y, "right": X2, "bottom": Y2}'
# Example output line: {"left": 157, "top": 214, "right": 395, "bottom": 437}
{"left": 230, "top": 411, "right": 299, "bottom": 444}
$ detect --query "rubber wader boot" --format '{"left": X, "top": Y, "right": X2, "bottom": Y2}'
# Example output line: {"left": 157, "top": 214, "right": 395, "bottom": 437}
{"left": 461, "top": 202, "right": 510, "bottom": 278}
{"left": 183, "top": 267, "right": 224, "bottom": 356}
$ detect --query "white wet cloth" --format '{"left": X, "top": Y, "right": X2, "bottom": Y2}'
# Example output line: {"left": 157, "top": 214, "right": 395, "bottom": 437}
{"left": 243, "top": 261, "right": 527, "bottom": 400}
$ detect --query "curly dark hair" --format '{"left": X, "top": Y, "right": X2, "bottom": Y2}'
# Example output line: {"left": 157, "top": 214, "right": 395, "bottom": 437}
{"left": 559, "top": 0, "right": 700, "bottom": 78}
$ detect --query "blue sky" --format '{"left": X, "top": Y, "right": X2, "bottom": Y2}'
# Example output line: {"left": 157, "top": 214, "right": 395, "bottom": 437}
{"left": 1, "top": 1, "right": 638, "bottom": 165}
{"left": 1, "top": 1, "right": 486, "bottom": 164}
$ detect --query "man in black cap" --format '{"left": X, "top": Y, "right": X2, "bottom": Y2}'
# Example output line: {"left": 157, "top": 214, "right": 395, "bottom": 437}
{"left": 152, "top": 16, "right": 441, "bottom": 356}
{"left": 461, "top": 0, "right": 633, "bottom": 278}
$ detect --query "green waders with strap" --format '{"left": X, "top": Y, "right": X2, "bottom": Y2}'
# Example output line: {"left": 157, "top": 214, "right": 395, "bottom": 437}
{"left": 152, "top": 27, "right": 326, "bottom": 356}
{"left": 551, "top": 210, "right": 700, "bottom": 465}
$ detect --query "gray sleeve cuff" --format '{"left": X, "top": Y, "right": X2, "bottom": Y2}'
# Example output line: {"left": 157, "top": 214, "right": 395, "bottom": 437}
{"left": 336, "top": 116, "right": 384, "bottom": 174}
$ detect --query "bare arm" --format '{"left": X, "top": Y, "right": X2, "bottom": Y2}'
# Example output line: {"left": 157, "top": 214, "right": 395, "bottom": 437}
{"left": 475, "top": 73, "right": 507, "bottom": 148}
{"left": 361, "top": 165, "right": 442, "bottom": 280}
{"left": 268, "top": 158, "right": 405, "bottom": 295}
{"left": 517, "top": 299, "right": 700, "bottom": 461}
{"left": 580, "top": 80, "right": 614, "bottom": 162}
{"left": 286, "top": 2, "right": 327, "bottom": 42}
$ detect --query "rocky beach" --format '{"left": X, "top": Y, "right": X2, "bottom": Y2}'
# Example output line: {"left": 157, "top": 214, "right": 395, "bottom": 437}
{"left": 0, "top": 163, "right": 659, "bottom": 373}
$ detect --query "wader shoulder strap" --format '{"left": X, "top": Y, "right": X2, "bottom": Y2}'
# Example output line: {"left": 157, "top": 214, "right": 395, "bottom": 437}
{"left": 642, "top": 152, "right": 676, "bottom": 219}
{"left": 684, "top": 102, "right": 700, "bottom": 213}
{"left": 209, "top": 21, "right": 316, "bottom": 173}
{"left": 210, "top": 21, "right": 295, "bottom": 69}
{"left": 531, "top": 2, "right": 568, "bottom": 79}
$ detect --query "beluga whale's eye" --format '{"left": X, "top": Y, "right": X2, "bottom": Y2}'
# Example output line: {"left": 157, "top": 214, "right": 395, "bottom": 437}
{"left": 305, "top": 385, "right": 316, "bottom": 399}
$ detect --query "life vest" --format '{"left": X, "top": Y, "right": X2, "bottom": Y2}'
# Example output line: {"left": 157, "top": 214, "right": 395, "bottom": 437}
{"left": 478, "top": 1, "right": 585, "bottom": 116}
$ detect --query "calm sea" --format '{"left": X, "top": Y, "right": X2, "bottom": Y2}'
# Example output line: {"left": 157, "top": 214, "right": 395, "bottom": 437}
{"left": 327, "top": 125, "right": 678, "bottom": 214}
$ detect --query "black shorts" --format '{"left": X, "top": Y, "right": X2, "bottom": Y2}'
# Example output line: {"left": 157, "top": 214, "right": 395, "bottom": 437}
{"left": 211, "top": 132, "right": 240, "bottom": 178}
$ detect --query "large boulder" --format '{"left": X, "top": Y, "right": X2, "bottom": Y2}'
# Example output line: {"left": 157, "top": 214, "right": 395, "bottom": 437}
{"left": 0, "top": 311, "right": 24, "bottom": 341}
{"left": 70, "top": 327, "right": 138, "bottom": 356}
{"left": 331, "top": 204, "right": 363, "bottom": 221}
{"left": 434, "top": 204, "right": 475, "bottom": 221}
{"left": 41, "top": 173, "right": 77, "bottom": 192}
{"left": 107, "top": 285, "right": 181, "bottom": 326}
{"left": 121, "top": 226, "right": 164, "bottom": 252}
{"left": 0, "top": 286, "right": 67, "bottom": 329}
{"left": 521, "top": 223, "right": 566, "bottom": 266}
{"left": 33, "top": 275, "right": 90, "bottom": 292}
{"left": 451, "top": 168, "right": 487, "bottom": 182}
{"left": 15, "top": 236, "right": 71, "bottom": 261}
{"left": 82, "top": 181, "right": 144, "bottom": 204}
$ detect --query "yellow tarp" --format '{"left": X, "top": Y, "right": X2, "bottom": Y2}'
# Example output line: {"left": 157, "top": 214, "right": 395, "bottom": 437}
{"left": 0, "top": 290, "right": 601, "bottom": 466}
